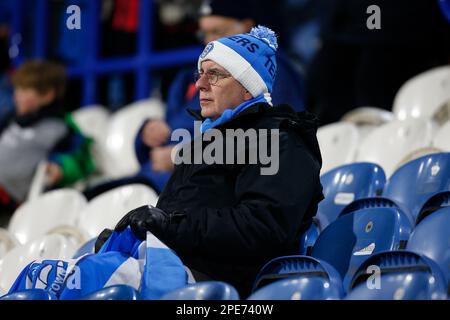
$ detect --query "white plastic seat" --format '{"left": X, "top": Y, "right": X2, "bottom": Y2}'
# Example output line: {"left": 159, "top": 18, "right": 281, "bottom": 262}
{"left": 356, "top": 119, "right": 436, "bottom": 177}
{"left": 341, "top": 106, "right": 395, "bottom": 140}
{"left": 393, "top": 66, "right": 450, "bottom": 121}
{"left": 0, "top": 228, "right": 18, "bottom": 260}
{"left": 98, "top": 98, "right": 165, "bottom": 178}
{"left": 317, "top": 122, "right": 359, "bottom": 174}
{"left": 8, "top": 189, "right": 87, "bottom": 245}
{"left": 0, "top": 234, "right": 76, "bottom": 293}
{"left": 71, "top": 105, "right": 110, "bottom": 143}
{"left": 77, "top": 184, "right": 159, "bottom": 239}
{"left": 433, "top": 121, "right": 450, "bottom": 151}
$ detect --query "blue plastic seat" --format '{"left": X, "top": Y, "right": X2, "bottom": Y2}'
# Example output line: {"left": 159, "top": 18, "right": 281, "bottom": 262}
{"left": 299, "top": 219, "right": 320, "bottom": 255}
{"left": 248, "top": 276, "right": 342, "bottom": 300}
{"left": 346, "top": 251, "right": 447, "bottom": 300}
{"left": 407, "top": 206, "right": 450, "bottom": 287}
{"left": 415, "top": 190, "right": 450, "bottom": 223}
{"left": 311, "top": 205, "right": 412, "bottom": 290}
{"left": 160, "top": 282, "right": 239, "bottom": 300}
{"left": 1, "top": 289, "right": 56, "bottom": 300}
{"left": 252, "top": 255, "right": 344, "bottom": 297}
{"left": 81, "top": 285, "right": 139, "bottom": 300}
{"left": 317, "top": 162, "right": 386, "bottom": 230}
{"left": 72, "top": 238, "right": 97, "bottom": 259}
{"left": 382, "top": 153, "right": 450, "bottom": 224}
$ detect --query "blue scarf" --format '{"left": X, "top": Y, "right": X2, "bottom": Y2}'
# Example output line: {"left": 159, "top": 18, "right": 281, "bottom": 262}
{"left": 200, "top": 95, "right": 270, "bottom": 133}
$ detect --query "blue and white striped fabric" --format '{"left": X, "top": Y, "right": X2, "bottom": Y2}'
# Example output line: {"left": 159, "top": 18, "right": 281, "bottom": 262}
{"left": 7, "top": 228, "right": 194, "bottom": 299}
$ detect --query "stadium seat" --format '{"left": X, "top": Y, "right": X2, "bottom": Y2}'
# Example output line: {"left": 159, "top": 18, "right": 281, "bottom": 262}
{"left": 0, "top": 228, "right": 17, "bottom": 260}
{"left": 160, "top": 281, "right": 240, "bottom": 300}
{"left": 81, "top": 285, "right": 139, "bottom": 300}
{"left": 0, "top": 289, "right": 56, "bottom": 300}
{"left": 0, "top": 234, "right": 77, "bottom": 293}
{"left": 299, "top": 220, "right": 320, "bottom": 255}
{"left": 72, "top": 238, "right": 97, "bottom": 259}
{"left": 251, "top": 256, "right": 344, "bottom": 299}
{"left": 346, "top": 251, "right": 447, "bottom": 300}
{"left": 382, "top": 152, "right": 450, "bottom": 224}
{"left": 407, "top": 205, "right": 450, "bottom": 287}
{"left": 433, "top": 121, "right": 450, "bottom": 151}
{"left": 77, "top": 184, "right": 158, "bottom": 239}
{"left": 393, "top": 66, "right": 450, "bottom": 122}
{"left": 72, "top": 105, "right": 110, "bottom": 177}
{"left": 252, "top": 256, "right": 344, "bottom": 294}
{"left": 356, "top": 118, "right": 436, "bottom": 178}
{"left": 341, "top": 106, "right": 395, "bottom": 140}
{"left": 99, "top": 98, "right": 165, "bottom": 179}
{"left": 317, "top": 122, "right": 359, "bottom": 174}
{"left": 8, "top": 189, "right": 87, "bottom": 245}
{"left": 248, "top": 276, "right": 342, "bottom": 300}
{"left": 316, "top": 162, "right": 386, "bottom": 230}
{"left": 311, "top": 206, "right": 412, "bottom": 290}
{"left": 71, "top": 105, "right": 110, "bottom": 144}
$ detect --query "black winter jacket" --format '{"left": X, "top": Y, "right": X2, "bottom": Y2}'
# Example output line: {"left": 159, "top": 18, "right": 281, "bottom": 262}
{"left": 155, "top": 102, "right": 323, "bottom": 297}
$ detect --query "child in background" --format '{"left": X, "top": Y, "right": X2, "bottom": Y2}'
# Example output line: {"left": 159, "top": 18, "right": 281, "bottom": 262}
{"left": 0, "top": 60, "right": 95, "bottom": 218}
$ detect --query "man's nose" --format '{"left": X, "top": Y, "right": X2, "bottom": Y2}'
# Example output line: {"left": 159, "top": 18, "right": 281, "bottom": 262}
{"left": 195, "top": 73, "right": 210, "bottom": 91}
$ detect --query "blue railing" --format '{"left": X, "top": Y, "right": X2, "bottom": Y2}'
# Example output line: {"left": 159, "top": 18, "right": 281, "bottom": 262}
{"left": 9, "top": 0, "right": 201, "bottom": 106}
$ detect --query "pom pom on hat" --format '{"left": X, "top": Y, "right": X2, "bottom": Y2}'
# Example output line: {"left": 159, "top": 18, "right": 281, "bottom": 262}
{"left": 249, "top": 25, "right": 278, "bottom": 50}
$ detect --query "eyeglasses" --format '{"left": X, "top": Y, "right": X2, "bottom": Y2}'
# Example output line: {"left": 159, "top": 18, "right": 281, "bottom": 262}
{"left": 194, "top": 70, "right": 232, "bottom": 85}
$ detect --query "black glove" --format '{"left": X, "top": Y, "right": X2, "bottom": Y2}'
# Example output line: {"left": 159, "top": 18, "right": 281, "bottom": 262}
{"left": 115, "top": 204, "right": 170, "bottom": 240}
{"left": 94, "top": 228, "right": 113, "bottom": 253}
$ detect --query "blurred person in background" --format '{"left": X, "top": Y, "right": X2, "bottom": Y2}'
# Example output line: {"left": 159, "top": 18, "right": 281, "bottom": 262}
{"left": 0, "top": 60, "right": 95, "bottom": 219}
{"left": 306, "top": 0, "right": 450, "bottom": 125}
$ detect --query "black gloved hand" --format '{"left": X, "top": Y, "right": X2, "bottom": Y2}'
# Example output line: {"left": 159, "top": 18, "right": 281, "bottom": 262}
{"left": 114, "top": 204, "right": 170, "bottom": 240}
{"left": 94, "top": 228, "right": 113, "bottom": 253}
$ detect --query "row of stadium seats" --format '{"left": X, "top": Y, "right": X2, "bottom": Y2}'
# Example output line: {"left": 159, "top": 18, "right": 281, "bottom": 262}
{"left": 318, "top": 65, "right": 450, "bottom": 176}
{"left": 0, "top": 67, "right": 448, "bottom": 300}
{"left": 0, "top": 184, "right": 158, "bottom": 293}
{"left": 1, "top": 154, "right": 448, "bottom": 298}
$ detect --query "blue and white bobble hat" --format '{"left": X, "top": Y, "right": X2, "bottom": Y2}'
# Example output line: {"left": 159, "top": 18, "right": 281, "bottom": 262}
{"left": 198, "top": 25, "right": 278, "bottom": 102}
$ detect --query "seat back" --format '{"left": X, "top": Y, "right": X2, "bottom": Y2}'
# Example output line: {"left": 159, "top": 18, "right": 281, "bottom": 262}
{"left": 433, "top": 121, "right": 450, "bottom": 151}
{"left": 252, "top": 255, "right": 343, "bottom": 295}
{"left": 8, "top": 189, "right": 87, "bottom": 245}
{"left": 160, "top": 281, "right": 240, "bottom": 300}
{"left": 77, "top": 184, "right": 158, "bottom": 239}
{"left": 99, "top": 98, "right": 164, "bottom": 178}
{"left": 346, "top": 251, "right": 447, "bottom": 300}
{"left": 81, "top": 285, "right": 139, "bottom": 300}
{"left": 393, "top": 66, "right": 450, "bottom": 121}
{"left": 317, "top": 162, "right": 386, "bottom": 229}
{"left": 0, "top": 234, "right": 76, "bottom": 293}
{"left": 356, "top": 119, "right": 436, "bottom": 178}
{"left": 0, "top": 228, "right": 17, "bottom": 260}
{"left": 248, "top": 276, "right": 343, "bottom": 300}
{"left": 317, "top": 122, "right": 359, "bottom": 174}
{"left": 341, "top": 107, "right": 394, "bottom": 140}
{"left": 383, "top": 152, "right": 450, "bottom": 224}
{"left": 311, "top": 207, "right": 412, "bottom": 289}
{"left": 407, "top": 207, "right": 450, "bottom": 286}
{"left": 1, "top": 289, "right": 56, "bottom": 300}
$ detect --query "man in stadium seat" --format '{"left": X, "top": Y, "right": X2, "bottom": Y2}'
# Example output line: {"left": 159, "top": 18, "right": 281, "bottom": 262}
{"left": 133, "top": 0, "right": 305, "bottom": 193}
{"left": 96, "top": 26, "right": 323, "bottom": 297}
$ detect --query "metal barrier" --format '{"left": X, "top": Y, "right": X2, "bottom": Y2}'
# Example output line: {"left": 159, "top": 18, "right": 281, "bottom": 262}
{"left": 9, "top": 0, "right": 201, "bottom": 105}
